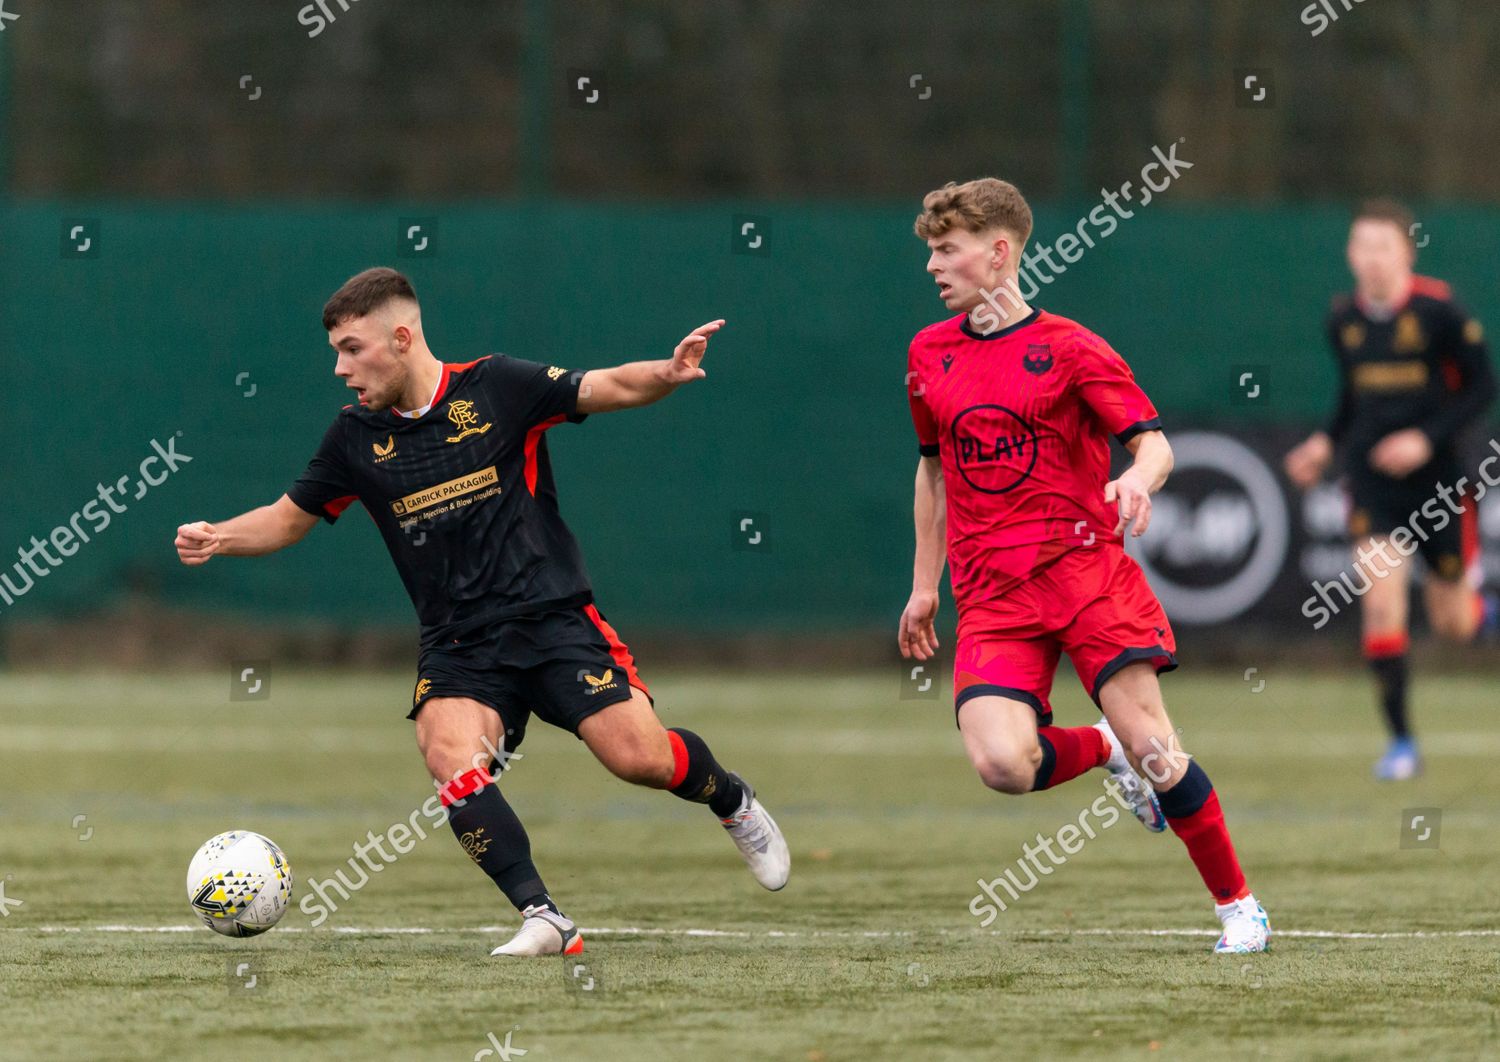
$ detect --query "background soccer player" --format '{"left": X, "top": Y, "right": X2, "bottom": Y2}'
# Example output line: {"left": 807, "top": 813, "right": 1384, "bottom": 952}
{"left": 898, "top": 179, "right": 1268, "bottom": 953}
{"left": 1285, "top": 199, "right": 1497, "bottom": 780}
{"left": 174, "top": 268, "right": 790, "bottom": 955}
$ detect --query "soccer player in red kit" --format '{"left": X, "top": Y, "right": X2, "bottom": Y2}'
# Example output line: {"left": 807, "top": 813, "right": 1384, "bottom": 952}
{"left": 898, "top": 179, "right": 1268, "bottom": 952}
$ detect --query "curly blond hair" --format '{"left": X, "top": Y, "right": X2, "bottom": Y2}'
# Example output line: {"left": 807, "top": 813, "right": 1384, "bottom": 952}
{"left": 914, "top": 178, "right": 1033, "bottom": 245}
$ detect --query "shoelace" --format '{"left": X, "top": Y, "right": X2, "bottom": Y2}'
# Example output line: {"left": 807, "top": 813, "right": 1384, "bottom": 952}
{"left": 1111, "top": 768, "right": 1149, "bottom": 806}
{"left": 1220, "top": 899, "right": 1260, "bottom": 927}
{"left": 724, "top": 805, "right": 771, "bottom": 850}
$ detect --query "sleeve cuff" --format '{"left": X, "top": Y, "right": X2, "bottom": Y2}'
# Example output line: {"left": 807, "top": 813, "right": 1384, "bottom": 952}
{"left": 288, "top": 491, "right": 353, "bottom": 524}
{"left": 919, "top": 442, "right": 940, "bottom": 457}
{"left": 1114, "top": 417, "right": 1162, "bottom": 445}
{"left": 566, "top": 371, "right": 589, "bottom": 423}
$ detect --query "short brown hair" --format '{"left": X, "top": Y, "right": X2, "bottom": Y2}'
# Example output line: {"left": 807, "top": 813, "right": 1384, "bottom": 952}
{"left": 914, "top": 178, "right": 1033, "bottom": 245}
{"left": 322, "top": 267, "right": 418, "bottom": 331}
{"left": 1353, "top": 198, "right": 1417, "bottom": 247}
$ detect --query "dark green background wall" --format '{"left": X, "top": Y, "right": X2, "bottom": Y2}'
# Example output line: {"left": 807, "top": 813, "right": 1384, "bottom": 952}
{"left": 4, "top": 203, "right": 1497, "bottom": 631}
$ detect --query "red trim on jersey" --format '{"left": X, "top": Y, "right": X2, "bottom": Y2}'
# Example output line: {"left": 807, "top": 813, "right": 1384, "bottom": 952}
{"left": 389, "top": 356, "right": 492, "bottom": 420}
{"left": 1411, "top": 274, "right": 1452, "bottom": 302}
{"left": 1441, "top": 356, "right": 1463, "bottom": 392}
{"left": 667, "top": 730, "right": 690, "bottom": 789}
{"left": 438, "top": 766, "right": 493, "bottom": 807}
{"left": 582, "top": 603, "right": 649, "bottom": 696}
{"left": 1357, "top": 275, "right": 1451, "bottom": 318}
{"left": 325, "top": 495, "right": 356, "bottom": 519}
{"left": 523, "top": 414, "right": 566, "bottom": 495}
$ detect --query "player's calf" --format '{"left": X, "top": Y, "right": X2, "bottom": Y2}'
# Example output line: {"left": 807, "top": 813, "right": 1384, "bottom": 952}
{"left": 666, "top": 729, "right": 791, "bottom": 890}
{"left": 579, "top": 693, "right": 789, "bottom": 889}
{"left": 587, "top": 720, "right": 676, "bottom": 787}
{"left": 414, "top": 697, "right": 568, "bottom": 939}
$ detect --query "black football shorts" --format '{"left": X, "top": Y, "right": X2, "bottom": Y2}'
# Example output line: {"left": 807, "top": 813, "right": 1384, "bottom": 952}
{"left": 1345, "top": 459, "right": 1479, "bottom": 583}
{"left": 409, "top": 604, "right": 651, "bottom": 755}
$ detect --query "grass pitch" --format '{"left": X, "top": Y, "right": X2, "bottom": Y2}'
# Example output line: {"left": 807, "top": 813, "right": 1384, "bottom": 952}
{"left": 2, "top": 666, "right": 1499, "bottom": 1060}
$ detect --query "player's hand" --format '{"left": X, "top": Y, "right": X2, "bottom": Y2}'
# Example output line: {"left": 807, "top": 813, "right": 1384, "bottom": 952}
{"left": 898, "top": 588, "right": 941, "bottom": 661}
{"left": 663, "top": 320, "right": 725, "bottom": 384}
{"left": 1284, "top": 432, "right": 1333, "bottom": 489}
{"left": 1371, "top": 428, "right": 1433, "bottom": 479}
{"left": 175, "top": 520, "right": 220, "bottom": 565}
{"left": 1105, "top": 469, "right": 1153, "bottom": 538}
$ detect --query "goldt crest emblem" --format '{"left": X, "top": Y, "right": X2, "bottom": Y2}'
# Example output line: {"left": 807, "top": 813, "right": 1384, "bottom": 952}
{"left": 444, "top": 400, "right": 492, "bottom": 443}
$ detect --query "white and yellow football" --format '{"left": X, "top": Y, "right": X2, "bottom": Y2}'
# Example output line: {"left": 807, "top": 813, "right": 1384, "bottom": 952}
{"left": 186, "top": 831, "right": 293, "bottom": 937}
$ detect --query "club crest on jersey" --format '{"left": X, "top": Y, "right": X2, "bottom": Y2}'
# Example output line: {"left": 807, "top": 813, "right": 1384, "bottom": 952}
{"left": 1392, "top": 312, "right": 1426, "bottom": 355}
{"left": 444, "top": 399, "right": 493, "bottom": 443}
{"left": 1022, "top": 344, "right": 1053, "bottom": 375}
{"left": 951, "top": 404, "right": 1039, "bottom": 495}
{"left": 372, "top": 434, "right": 397, "bottom": 463}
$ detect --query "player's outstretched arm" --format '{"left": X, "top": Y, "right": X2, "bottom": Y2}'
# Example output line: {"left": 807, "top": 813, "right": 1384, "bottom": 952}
{"left": 175, "top": 495, "right": 319, "bottom": 565}
{"left": 1106, "top": 429, "right": 1173, "bottom": 538}
{"left": 576, "top": 320, "right": 725, "bottom": 413}
{"left": 899, "top": 456, "right": 946, "bottom": 661}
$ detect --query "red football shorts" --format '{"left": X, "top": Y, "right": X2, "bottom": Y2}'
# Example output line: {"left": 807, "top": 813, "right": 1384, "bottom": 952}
{"left": 953, "top": 545, "right": 1177, "bottom": 726}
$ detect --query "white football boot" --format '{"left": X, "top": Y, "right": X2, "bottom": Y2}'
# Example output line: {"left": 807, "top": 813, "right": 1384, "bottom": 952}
{"left": 720, "top": 774, "right": 791, "bottom": 891}
{"left": 1214, "top": 894, "right": 1271, "bottom": 953}
{"left": 1093, "top": 718, "right": 1167, "bottom": 832}
{"left": 490, "top": 904, "right": 584, "bottom": 957}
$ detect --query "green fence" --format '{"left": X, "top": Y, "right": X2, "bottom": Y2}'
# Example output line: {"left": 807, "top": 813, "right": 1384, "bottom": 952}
{"left": 3, "top": 203, "right": 1497, "bottom": 631}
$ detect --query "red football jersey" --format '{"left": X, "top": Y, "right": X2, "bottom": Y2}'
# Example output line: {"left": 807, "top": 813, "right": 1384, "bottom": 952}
{"left": 906, "top": 308, "right": 1161, "bottom": 615}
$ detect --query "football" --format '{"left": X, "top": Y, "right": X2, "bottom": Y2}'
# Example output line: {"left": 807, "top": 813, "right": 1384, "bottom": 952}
{"left": 185, "top": 831, "right": 294, "bottom": 937}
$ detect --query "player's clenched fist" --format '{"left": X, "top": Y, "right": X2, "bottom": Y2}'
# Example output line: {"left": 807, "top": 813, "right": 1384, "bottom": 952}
{"left": 175, "top": 521, "right": 220, "bottom": 565}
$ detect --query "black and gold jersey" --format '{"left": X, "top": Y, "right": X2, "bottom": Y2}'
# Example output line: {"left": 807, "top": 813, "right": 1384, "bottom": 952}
{"left": 1325, "top": 275, "right": 1495, "bottom": 475}
{"left": 288, "top": 355, "right": 593, "bottom": 647}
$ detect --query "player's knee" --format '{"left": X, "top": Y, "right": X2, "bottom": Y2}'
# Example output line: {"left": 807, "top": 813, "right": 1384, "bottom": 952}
{"left": 600, "top": 734, "right": 675, "bottom": 788}
{"left": 421, "top": 742, "right": 476, "bottom": 785}
{"left": 1431, "top": 608, "right": 1472, "bottom": 642}
{"left": 971, "top": 748, "right": 1039, "bottom": 795}
{"left": 415, "top": 726, "right": 489, "bottom": 785}
{"left": 1362, "top": 595, "right": 1403, "bottom": 633}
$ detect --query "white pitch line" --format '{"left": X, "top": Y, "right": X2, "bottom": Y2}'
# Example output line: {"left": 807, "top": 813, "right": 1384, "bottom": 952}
{"left": 9, "top": 924, "right": 1500, "bottom": 941}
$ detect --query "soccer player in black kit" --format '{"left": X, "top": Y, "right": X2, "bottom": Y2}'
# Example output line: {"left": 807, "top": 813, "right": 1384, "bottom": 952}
{"left": 175, "top": 268, "right": 790, "bottom": 955}
{"left": 1286, "top": 200, "right": 1496, "bottom": 780}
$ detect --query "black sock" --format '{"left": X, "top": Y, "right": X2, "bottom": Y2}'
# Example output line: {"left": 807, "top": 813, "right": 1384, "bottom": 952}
{"left": 443, "top": 772, "right": 559, "bottom": 915}
{"left": 667, "top": 728, "right": 746, "bottom": 818}
{"left": 1030, "top": 732, "right": 1058, "bottom": 792}
{"left": 1369, "top": 653, "right": 1410, "bottom": 740}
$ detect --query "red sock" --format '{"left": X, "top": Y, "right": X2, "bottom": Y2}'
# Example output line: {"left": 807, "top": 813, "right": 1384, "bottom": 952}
{"left": 1031, "top": 725, "right": 1109, "bottom": 791}
{"left": 1165, "top": 789, "right": 1248, "bottom": 903}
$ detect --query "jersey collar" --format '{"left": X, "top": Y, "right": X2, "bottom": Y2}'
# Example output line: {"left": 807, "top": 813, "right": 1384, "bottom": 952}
{"left": 392, "top": 363, "right": 455, "bottom": 420}
{"left": 1355, "top": 275, "right": 1413, "bottom": 321}
{"left": 960, "top": 306, "right": 1042, "bottom": 341}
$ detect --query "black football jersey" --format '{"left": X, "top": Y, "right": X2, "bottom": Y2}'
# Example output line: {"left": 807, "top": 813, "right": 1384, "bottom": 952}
{"left": 288, "top": 356, "right": 593, "bottom": 646}
{"left": 1324, "top": 276, "right": 1495, "bottom": 475}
